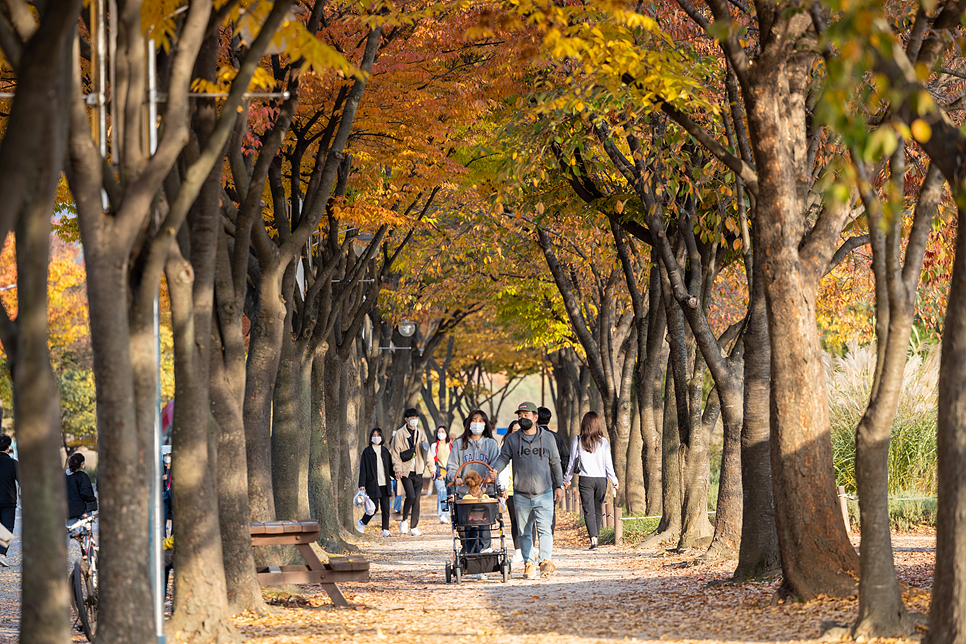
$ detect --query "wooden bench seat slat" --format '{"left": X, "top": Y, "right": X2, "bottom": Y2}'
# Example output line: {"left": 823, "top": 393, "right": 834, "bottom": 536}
{"left": 249, "top": 523, "right": 267, "bottom": 535}
{"left": 263, "top": 521, "right": 285, "bottom": 534}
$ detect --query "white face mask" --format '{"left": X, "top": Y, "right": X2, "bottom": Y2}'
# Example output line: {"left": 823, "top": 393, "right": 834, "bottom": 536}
{"left": 470, "top": 422, "right": 485, "bottom": 435}
{"left": 372, "top": 436, "right": 382, "bottom": 445}
{"left": 407, "top": 418, "right": 419, "bottom": 428}
{"left": 163, "top": 455, "right": 171, "bottom": 465}
{"left": 437, "top": 431, "right": 447, "bottom": 440}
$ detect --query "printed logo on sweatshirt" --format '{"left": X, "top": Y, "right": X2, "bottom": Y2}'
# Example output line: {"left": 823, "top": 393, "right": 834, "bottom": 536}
{"left": 519, "top": 446, "right": 551, "bottom": 458}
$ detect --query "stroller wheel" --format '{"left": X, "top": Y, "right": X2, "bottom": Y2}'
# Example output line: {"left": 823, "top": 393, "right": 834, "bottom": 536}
{"left": 454, "top": 564, "right": 462, "bottom": 585}
{"left": 501, "top": 561, "right": 510, "bottom": 583}
{"left": 445, "top": 563, "right": 452, "bottom": 584}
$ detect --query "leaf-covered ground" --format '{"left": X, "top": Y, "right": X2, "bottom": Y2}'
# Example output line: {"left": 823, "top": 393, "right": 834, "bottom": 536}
{"left": 0, "top": 506, "right": 937, "bottom": 643}
{"left": 236, "top": 510, "right": 935, "bottom": 644}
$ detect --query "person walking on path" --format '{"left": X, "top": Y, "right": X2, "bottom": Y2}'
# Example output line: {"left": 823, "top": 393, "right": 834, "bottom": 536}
{"left": 489, "top": 401, "right": 563, "bottom": 580}
{"left": 497, "top": 420, "right": 524, "bottom": 563}
{"left": 0, "top": 434, "right": 19, "bottom": 567}
{"left": 446, "top": 410, "right": 500, "bottom": 561}
{"left": 357, "top": 428, "right": 394, "bottom": 537}
{"left": 429, "top": 426, "right": 452, "bottom": 523}
{"left": 65, "top": 452, "right": 97, "bottom": 523}
{"left": 563, "top": 411, "right": 619, "bottom": 550}
{"left": 391, "top": 408, "right": 430, "bottom": 536}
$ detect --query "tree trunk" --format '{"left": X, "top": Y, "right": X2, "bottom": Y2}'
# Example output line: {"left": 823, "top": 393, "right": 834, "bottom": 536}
{"left": 643, "top": 354, "right": 682, "bottom": 547}
{"left": 166, "top": 249, "right": 235, "bottom": 641}
{"left": 272, "top": 326, "right": 303, "bottom": 522}
{"left": 244, "top": 267, "right": 284, "bottom": 525}
{"left": 10, "top": 184, "right": 71, "bottom": 644}
{"left": 0, "top": 5, "right": 79, "bottom": 641}
{"left": 705, "top": 347, "right": 744, "bottom": 559}
{"left": 746, "top": 66, "right": 858, "bottom": 601}
{"left": 929, "top": 205, "right": 966, "bottom": 644}
{"left": 211, "top": 230, "right": 266, "bottom": 615}
{"left": 639, "top": 275, "right": 666, "bottom": 517}
{"left": 734, "top": 264, "right": 780, "bottom": 580}
{"left": 852, "top": 154, "right": 940, "bottom": 638}
{"left": 310, "top": 346, "right": 350, "bottom": 549}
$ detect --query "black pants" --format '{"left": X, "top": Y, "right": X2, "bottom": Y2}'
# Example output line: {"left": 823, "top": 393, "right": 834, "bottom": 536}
{"left": 401, "top": 473, "right": 422, "bottom": 528}
{"left": 579, "top": 476, "right": 608, "bottom": 538}
{"left": 362, "top": 485, "right": 391, "bottom": 530}
{"left": 0, "top": 506, "right": 14, "bottom": 556}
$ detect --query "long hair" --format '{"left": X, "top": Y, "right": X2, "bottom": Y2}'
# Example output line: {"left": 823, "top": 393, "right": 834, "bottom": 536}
{"left": 458, "top": 410, "right": 493, "bottom": 450}
{"left": 435, "top": 427, "right": 451, "bottom": 445}
{"left": 67, "top": 452, "right": 85, "bottom": 474}
{"left": 579, "top": 411, "right": 606, "bottom": 453}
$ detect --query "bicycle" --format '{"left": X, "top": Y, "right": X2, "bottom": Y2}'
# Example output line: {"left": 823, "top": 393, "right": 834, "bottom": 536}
{"left": 68, "top": 512, "right": 98, "bottom": 641}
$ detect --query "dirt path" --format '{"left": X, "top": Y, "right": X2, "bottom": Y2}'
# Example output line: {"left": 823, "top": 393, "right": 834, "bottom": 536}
{"left": 236, "top": 511, "right": 935, "bottom": 644}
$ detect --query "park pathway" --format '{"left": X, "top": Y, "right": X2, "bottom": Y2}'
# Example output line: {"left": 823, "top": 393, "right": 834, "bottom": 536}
{"left": 236, "top": 510, "right": 935, "bottom": 644}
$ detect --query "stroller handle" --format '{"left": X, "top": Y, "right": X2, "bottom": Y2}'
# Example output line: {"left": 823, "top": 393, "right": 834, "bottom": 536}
{"left": 454, "top": 460, "right": 496, "bottom": 479}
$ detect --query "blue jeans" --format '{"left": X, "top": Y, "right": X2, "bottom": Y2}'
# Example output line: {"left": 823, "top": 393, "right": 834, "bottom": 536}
{"left": 463, "top": 526, "right": 491, "bottom": 553}
{"left": 434, "top": 478, "right": 448, "bottom": 517}
{"left": 514, "top": 489, "right": 554, "bottom": 564}
{"left": 391, "top": 479, "right": 402, "bottom": 513}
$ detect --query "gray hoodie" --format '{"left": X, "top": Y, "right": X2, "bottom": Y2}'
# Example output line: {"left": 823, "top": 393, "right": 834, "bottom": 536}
{"left": 492, "top": 427, "right": 562, "bottom": 498}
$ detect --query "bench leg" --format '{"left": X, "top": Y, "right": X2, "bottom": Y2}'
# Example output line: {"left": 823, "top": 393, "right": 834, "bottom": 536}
{"left": 296, "top": 543, "right": 351, "bottom": 608}
{"left": 320, "top": 583, "right": 349, "bottom": 607}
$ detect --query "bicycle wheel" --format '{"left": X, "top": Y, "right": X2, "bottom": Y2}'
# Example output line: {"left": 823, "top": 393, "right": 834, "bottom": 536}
{"left": 72, "top": 560, "right": 97, "bottom": 641}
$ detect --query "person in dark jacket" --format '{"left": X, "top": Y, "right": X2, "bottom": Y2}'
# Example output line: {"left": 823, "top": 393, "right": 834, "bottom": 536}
{"left": 0, "top": 434, "right": 19, "bottom": 566}
{"left": 538, "top": 406, "right": 567, "bottom": 536}
{"left": 65, "top": 453, "right": 97, "bottom": 522}
{"left": 356, "top": 428, "right": 394, "bottom": 537}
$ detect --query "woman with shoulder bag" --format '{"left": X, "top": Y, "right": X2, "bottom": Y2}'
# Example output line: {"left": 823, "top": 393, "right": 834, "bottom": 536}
{"left": 66, "top": 453, "right": 98, "bottom": 524}
{"left": 563, "top": 411, "right": 618, "bottom": 550}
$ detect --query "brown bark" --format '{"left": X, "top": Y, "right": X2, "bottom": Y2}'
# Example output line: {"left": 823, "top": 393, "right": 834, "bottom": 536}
{"left": 0, "top": 3, "right": 79, "bottom": 642}
{"left": 733, "top": 260, "right": 780, "bottom": 580}
{"left": 929, "top": 204, "right": 966, "bottom": 644}
{"left": 166, "top": 246, "right": 235, "bottom": 641}
{"left": 211, "top": 187, "right": 267, "bottom": 616}
{"left": 850, "top": 155, "right": 941, "bottom": 638}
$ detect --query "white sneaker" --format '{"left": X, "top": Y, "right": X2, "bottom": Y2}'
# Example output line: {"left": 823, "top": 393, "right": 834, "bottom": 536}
{"left": 0, "top": 556, "right": 8, "bottom": 567}
{"left": 381, "top": 530, "right": 392, "bottom": 537}
{"left": 439, "top": 515, "right": 449, "bottom": 524}
{"left": 355, "top": 519, "right": 365, "bottom": 534}
{"left": 399, "top": 520, "right": 409, "bottom": 534}
{"left": 409, "top": 527, "right": 423, "bottom": 536}
{"left": 512, "top": 549, "right": 523, "bottom": 563}
{"left": 480, "top": 547, "right": 494, "bottom": 554}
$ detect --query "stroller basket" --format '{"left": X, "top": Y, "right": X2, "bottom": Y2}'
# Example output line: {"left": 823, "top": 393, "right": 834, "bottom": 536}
{"left": 454, "top": 498, "right": 499, "bottom": 525}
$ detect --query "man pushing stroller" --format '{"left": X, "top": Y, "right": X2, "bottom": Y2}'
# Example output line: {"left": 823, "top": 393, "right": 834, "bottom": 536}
{"left": 487, "top": 402, "right": 564, "bottom": 580}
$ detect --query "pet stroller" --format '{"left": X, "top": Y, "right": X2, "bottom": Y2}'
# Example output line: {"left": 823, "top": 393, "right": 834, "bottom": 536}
{"left": 444, "top": 460, "right": 511, "bottom": 584}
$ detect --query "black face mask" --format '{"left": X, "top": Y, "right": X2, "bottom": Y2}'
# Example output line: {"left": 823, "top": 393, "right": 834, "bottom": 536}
{"left": 518, "top": 418, "right": 533, "bottom": 431}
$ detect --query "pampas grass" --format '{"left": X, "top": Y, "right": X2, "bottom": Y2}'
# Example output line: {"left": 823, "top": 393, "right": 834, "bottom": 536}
{"left": 826, "top": 341, "right": 939, "bottom": 497}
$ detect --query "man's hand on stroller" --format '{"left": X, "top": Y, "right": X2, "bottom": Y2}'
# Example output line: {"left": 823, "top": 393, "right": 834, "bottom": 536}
{"left": 484, "top": 467, "right": 497, "bottom": 482}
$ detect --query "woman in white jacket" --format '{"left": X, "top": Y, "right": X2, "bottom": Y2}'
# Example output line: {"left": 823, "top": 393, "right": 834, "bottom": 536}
{"left": 563, "top": 411, "right": 618, "bottom": 550}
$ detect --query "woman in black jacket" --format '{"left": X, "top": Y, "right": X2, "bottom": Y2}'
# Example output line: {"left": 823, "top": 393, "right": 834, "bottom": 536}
{"left": 66, "top": 453, "right": 97, "bottom": 522}
{"left": 356, "top": 428, "right": 394, "bottom": 537}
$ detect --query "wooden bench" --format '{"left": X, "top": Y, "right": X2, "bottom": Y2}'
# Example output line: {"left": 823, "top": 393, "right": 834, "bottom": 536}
{"left": 249, "top": 520, "right": 369, "bottom": 607}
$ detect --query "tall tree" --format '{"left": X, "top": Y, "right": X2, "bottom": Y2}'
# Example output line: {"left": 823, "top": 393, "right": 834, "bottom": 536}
{"left": 0, "top": 2, "right": 82, "bottom": 643}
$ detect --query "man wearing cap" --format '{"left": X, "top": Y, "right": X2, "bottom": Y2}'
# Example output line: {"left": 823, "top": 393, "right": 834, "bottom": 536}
{"left": 488, "top": 401, "right": 563, "bottom": 580}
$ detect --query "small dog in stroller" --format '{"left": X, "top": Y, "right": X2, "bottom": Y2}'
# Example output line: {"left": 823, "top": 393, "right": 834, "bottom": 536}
{"left": 445, "top": 461, "right": 511, "bottom": 584}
